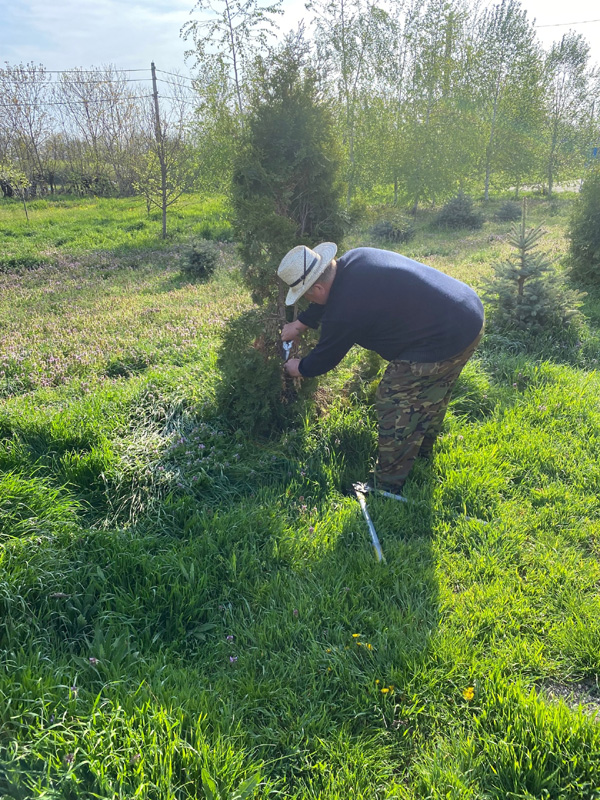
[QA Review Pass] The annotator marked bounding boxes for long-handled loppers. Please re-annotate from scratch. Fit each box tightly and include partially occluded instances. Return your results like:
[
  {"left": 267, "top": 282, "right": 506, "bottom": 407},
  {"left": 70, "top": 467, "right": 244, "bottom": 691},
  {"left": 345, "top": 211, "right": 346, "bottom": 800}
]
[{"left": 353, "top": 482, "right": 386, "bottom": 562}]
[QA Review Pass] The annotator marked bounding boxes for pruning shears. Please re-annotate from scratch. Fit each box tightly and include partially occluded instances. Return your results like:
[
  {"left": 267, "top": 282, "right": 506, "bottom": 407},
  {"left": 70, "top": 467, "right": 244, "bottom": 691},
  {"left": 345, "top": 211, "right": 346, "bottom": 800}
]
[
  {"left": 353, "top": 482, "right": 385, "bottom": 563},
  {"left": 282, "top": 341, "right": 293, "bottom": 362}
]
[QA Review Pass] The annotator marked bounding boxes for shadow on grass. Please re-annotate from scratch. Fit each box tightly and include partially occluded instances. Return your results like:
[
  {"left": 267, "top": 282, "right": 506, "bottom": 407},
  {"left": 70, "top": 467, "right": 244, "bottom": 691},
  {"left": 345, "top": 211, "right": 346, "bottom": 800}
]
[{"left": 0, "top": 385, "right": 441, "bottom": 797}]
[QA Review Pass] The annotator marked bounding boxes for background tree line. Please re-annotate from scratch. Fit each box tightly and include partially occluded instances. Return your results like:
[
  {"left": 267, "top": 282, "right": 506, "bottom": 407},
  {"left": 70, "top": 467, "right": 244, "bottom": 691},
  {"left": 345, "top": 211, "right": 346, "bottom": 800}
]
[
  {"left": 0, "top": 63, "right": 194, "bottom": 205},
  {"left": 1, "top": 0, "right": 599, "bottom": 209}
]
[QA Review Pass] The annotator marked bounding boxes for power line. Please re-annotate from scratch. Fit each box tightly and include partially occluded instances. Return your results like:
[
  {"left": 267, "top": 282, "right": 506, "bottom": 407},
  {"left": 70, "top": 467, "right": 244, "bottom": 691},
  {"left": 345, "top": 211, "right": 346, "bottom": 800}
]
[
  {"left": 57, "top": 78, "right": 153, "bottom": 84},
  {"left": 157, "top": 96, "right": 198, "bottom": 107},
  {"left": 6, "top": 77, "right": 154, "bottom": 85},
  {"left": 155, "top": 68, "right": 196, "bottom": 83},
  {"left": 0, "top": 95, "right": 155, "bottom": 109},
  {"left": 1, "top": 67, "right": 197, "bottom": 90},
  {"left": 156, "top": 77, "right": 196, "bottom": 89},
  {"left": 37, "top": 68, "right": 150, "bottom": 75},
  {"left": 536, "top": 18, "right": 600, "bottom": 28}
]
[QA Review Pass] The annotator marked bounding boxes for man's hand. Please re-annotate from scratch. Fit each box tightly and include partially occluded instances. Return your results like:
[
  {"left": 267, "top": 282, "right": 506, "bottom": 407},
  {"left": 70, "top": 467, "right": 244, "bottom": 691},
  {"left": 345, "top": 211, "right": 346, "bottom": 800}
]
[
  {"left": 281, "top": 320, "right": 308, "bottom": 342},
  {"left": 284, "top": 358, "right": 302, "bottom": 378}
]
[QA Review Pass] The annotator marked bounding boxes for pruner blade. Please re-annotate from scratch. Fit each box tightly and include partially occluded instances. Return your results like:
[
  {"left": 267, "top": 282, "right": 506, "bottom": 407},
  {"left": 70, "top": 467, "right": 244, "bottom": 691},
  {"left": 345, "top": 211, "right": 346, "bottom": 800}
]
[{"left": 282, "top": 341, "right": 293, "bottom": 362}]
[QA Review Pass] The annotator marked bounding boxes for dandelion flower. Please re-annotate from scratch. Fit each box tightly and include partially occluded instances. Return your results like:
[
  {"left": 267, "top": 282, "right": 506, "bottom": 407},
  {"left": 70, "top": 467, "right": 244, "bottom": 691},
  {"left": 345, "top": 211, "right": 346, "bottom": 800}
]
[
  {"left": 463, "top": 686, "right": 475, "bottom": 701},
  {"left": 381, "top": 687, "right": 390, "bottom": 694},
  {"left": 352, "top": 633, "right": 361, "bottom": 638}
]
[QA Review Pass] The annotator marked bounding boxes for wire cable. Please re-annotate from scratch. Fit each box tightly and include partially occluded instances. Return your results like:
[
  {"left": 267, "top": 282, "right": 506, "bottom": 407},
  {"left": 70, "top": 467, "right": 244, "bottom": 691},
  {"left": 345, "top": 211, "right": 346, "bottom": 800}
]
[
  {"left": 36, "top": 68, "right": 150, "bottom": 74},
  {"left": 156, "top": 77, "right": 196, "bottom": 89},
  {"left": 155, "top": 69, "right": 196, "bottom": 83},
  {"left": 536, "top": 18, "right": 600, "bottom": 28},
  {"left": 0, "top": 95, "right": 155, "bottom": 109}
]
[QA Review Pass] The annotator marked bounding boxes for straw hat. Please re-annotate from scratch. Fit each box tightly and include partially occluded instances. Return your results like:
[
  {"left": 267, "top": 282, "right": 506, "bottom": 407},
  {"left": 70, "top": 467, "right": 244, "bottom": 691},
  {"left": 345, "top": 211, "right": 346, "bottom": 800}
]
[{"left": 277, "top": 242, "right": 338, "bottom": 305}]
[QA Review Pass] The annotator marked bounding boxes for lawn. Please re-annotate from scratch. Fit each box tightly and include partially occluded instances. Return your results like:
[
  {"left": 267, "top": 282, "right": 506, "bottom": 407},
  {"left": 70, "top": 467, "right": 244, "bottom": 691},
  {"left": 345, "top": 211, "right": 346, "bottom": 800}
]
[{"left": 1, "top": 193, "right": 599, "bottom": 799}]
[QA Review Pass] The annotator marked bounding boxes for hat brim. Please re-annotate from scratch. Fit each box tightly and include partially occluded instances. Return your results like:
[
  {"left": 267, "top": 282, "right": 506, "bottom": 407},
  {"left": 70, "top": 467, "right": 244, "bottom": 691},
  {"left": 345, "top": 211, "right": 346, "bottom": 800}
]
[{"left": 284, "top": 242, "right": 338, "bottom": 306}]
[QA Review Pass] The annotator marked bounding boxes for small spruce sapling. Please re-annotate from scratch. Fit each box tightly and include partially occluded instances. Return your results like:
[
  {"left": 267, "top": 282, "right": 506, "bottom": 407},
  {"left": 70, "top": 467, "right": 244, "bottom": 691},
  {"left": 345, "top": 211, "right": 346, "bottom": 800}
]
[
  {"left": 483, "top": 202, "right": 584, "bottom": 335},
  {"left": 435, "top": 192, "right": 483, "bottom": 230}
]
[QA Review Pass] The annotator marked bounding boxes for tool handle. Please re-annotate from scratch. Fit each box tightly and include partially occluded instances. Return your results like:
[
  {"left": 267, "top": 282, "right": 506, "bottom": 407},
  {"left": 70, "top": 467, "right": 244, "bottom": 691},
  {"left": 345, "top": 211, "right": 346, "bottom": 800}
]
[{"left": 355, "top": 491, "right": 385, "bottom": 562}]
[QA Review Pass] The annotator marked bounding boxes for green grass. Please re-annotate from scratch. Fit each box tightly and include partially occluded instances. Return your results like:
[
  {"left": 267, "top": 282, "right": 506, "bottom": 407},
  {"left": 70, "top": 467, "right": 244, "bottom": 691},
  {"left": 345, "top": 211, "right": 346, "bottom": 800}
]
[
  {"left": 1, "top": 193, "right": 600, "bottom": 799},
  {"left": 0, "top": 193, "right": 233, "bottom": 273}
]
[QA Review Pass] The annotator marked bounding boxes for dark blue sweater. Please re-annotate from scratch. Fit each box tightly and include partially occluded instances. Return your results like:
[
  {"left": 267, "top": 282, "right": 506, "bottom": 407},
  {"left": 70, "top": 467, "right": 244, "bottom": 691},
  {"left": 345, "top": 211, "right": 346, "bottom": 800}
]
[{"left": 297, "top": 247, "right": 484, "bottom": 378}]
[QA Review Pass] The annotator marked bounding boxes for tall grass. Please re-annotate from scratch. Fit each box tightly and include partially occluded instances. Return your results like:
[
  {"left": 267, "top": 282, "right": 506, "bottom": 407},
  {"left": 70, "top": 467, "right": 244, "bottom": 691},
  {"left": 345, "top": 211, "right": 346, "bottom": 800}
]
[{"left": 1, "top": 194, "right": 600, "bottom": 799}]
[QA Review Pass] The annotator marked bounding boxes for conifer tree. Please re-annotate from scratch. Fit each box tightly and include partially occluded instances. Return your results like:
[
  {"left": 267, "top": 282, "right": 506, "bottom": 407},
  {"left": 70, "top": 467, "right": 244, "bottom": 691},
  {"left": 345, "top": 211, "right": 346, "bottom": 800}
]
[
  {"left": 232, "top": 31, "right": 345, "bottom": 317},
  {"left": 483, "top": 202, "right": 584, "bottom": 334},
  {"left": 569, "top": 166, "right": 600, "bottom": 284},
  {"left": 218, "top": 32, "right": 345, "bottom": 435}
]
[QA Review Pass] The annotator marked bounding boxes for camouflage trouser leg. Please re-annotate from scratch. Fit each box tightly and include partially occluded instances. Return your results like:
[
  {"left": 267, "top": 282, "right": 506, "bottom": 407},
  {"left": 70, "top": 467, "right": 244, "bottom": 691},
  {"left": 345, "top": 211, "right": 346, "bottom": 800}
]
[{"left": 375, "top": 328, "right": 483, "bottom": 490}]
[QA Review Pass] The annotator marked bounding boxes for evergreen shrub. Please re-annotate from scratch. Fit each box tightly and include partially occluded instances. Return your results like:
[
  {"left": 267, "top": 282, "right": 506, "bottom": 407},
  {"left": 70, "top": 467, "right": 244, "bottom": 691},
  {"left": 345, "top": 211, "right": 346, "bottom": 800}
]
[
  {"left": 218, "top": 34, "right": 345, "bottom": 431},
  {"left": 216, "top": 310, "right": 316, "bottom": 437},
  {"left": 496, "top": 201, "right": 522, "bottom": 222},
  {"left": 569, "top": 168, "right": 600, "bottom": 284},
  {"left": 435, "top": 192, "right": 483, "bottom": 229},
  {"left": 181, "top": 239, "right": 220, "bottom": 281},
  {"left": 369, "top": 213, "right": 415, "bottom": 243},
  {"left": 483, "top": 206, "right": 585, "bottom": 335},
  {"left": 232, "top": 35, "right": 345, "bottom": 309}
]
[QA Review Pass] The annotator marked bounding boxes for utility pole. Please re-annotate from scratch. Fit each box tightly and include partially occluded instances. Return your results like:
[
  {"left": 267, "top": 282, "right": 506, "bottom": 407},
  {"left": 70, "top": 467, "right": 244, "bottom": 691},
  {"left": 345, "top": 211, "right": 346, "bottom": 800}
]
[{"left": 151, "top": 62, "right": 168, "bottom": 238}]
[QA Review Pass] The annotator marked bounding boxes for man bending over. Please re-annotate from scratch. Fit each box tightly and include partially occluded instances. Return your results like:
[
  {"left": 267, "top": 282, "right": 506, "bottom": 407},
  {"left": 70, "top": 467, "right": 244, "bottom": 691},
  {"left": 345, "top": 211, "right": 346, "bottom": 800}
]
[{"left": 278, "top": 243, "right": 484, "bottom": 495}]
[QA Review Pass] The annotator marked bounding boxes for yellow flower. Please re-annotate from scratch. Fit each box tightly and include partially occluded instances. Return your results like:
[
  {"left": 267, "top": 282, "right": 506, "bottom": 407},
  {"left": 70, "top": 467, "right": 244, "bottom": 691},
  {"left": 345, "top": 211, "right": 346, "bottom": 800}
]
[
  {"left": 381, "top": 687, "right": 390, "bottom": 694},
  {"left": 356, "top": 641, "right": 363, "bottom": 646},
  {"left": 326, "top": 649, "right": 331, "bottom": 653},
  {"left": 463, "top": 686, "right": 475, "bottom": 701},
  {"left": 352, "top": 633, "right": 361, "bottom": 638},
  {"left": 365, "top": 643, "right": 373, "bottom": 650},
  {"left": 375, "top": 679, "right": 380, "bottom": 684}
]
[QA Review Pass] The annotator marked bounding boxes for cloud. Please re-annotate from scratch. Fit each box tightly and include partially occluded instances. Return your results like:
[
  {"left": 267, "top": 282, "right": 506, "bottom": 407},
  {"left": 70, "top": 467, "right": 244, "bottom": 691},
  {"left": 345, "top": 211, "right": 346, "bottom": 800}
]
[{"left": 2, "top": 0, "right": 192, "bottom": 71}]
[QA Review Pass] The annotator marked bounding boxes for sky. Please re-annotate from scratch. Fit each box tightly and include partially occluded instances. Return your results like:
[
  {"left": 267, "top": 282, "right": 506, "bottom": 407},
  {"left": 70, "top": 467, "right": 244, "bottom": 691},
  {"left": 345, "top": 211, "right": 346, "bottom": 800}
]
[{"left": 0, "top": 0, "right": 599, "bottom": 76}]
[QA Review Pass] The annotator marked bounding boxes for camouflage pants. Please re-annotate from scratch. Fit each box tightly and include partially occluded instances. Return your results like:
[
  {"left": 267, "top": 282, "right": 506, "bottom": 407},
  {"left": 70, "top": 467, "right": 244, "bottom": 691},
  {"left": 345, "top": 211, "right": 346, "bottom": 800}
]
[{"left": 375, "top": 327, "right": 484, "bottom": 491}]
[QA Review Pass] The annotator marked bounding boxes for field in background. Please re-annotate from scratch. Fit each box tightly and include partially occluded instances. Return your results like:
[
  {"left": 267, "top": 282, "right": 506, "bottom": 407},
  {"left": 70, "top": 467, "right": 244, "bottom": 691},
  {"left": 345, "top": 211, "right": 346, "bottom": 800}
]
[{"left": 1, "top": 193, "right": 600, "bottom": 799}]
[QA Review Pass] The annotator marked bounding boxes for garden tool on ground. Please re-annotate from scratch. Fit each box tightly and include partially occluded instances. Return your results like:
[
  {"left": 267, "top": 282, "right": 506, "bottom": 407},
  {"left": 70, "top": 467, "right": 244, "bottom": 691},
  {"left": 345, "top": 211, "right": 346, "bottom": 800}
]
[
  {"left": 353, "top": 482, "right": 385, "bottom": 563},
  {"left": 356, "top": 482, "right": 408, "bottom": 504},
  {"left": 356, "top": 481, "right": 488, "bottom": 526}
]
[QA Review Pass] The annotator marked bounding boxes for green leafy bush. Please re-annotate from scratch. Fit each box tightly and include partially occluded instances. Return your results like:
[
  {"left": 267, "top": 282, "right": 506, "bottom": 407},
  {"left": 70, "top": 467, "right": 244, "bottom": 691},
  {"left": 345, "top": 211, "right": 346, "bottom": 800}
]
[
  {"left": 569, "top": 167, "right": 600, "bottom": 283},
  {"left": 435, "top": 192, "right": 483, "bottom": 230},
  {"left": 181, "top": 239, "right": 220, "bottom": 281},
  {"left": 496, "top": 201, "right": 522, "bottom": 222}
]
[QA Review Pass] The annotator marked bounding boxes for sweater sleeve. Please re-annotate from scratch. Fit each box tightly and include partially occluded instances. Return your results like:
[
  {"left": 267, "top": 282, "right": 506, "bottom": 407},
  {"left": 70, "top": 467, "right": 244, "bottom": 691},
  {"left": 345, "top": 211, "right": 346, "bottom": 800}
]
[
  {"left": 298, "top": 318, "right": 356, "bottom": 377},
  {"left": 297, "top": 303, "right": 326, "bottom": 329}
]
